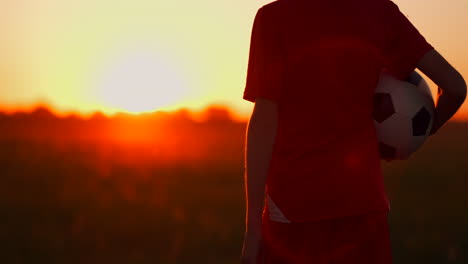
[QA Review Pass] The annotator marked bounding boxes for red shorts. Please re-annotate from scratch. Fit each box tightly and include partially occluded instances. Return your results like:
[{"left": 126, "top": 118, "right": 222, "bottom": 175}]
[{"left": 259, "top": 212, "right": 392, "bottom": 264}]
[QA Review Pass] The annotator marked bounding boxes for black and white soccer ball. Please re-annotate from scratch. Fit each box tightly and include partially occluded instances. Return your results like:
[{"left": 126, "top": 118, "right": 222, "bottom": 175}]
[{"left": 373, "top": 70, "right": 435, "bottom": 160}]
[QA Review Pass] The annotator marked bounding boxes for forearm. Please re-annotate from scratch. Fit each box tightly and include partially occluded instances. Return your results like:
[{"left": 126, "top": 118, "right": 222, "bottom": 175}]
[
  {"left": 431, "top": 86, "right": 467, "bottom": 134},
  {"left": 244, "top": 107, "right": 278, "bottom": 233}
]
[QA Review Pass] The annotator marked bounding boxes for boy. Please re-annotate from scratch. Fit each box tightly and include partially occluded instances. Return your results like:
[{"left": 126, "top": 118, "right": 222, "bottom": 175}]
[{"left": 241, "top": 0, "right": 466, "bottom": 263}]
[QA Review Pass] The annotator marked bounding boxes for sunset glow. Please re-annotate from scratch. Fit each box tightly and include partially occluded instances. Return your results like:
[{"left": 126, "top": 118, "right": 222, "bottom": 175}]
[
  {"left": 93, "top": 47, "right": 189, "bottom": 114},
  {"left": 0, "top": 0, "right": 467, "bottom": 120}
]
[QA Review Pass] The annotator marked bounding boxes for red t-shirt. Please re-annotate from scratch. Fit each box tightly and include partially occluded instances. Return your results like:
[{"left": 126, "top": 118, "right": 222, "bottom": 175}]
[{"left": 243, "top": 0, "right": 434, "bottom": 223}]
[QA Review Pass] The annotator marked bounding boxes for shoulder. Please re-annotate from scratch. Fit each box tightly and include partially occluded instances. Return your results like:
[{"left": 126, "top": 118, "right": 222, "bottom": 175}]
[
  {"left": 255, "top": 0, "right": 288, "bottom": 25},
  {"left": 377, "top": 0, "right": 402, "bottom": 13},
  {"left": 355, "top": 0, "right": 399, "bottom": 12},
  {"left": 261, "top": 0, "right": 288, "bottom": 10},
  {"left": 258, "top": 0, "right": 288, "bottom": 15}
]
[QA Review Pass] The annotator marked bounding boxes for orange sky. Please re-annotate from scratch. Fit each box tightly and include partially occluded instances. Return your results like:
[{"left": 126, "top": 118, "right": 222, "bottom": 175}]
[{"left": 0, "top": 0, "right": 467, "bottom": 120}]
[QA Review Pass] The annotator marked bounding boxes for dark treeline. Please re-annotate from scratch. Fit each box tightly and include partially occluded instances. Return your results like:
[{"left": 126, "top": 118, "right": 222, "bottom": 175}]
[{"left": 0, "top": 106, "right": 466, "bottom": 263}]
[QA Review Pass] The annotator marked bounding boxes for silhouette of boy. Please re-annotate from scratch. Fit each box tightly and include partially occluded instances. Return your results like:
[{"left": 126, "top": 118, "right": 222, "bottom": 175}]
[{"left": 241, "top": 0, "right": 466, "bottom": 263}]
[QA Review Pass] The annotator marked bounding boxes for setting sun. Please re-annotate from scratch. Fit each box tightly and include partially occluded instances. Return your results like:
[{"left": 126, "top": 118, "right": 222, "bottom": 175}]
[
  {"left": 93, "top": 47, "right": 189, "bottom": 114},
  {"left": 0, "top": 0, "right": 467, "bottom": 120}
]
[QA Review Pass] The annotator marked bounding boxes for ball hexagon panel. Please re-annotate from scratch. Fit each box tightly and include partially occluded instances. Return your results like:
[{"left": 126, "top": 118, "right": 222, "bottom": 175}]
[
  {"left": 373, "top": 93, "right": 395, "bottom": 123},
  {"left": 389, "top": 82, "right": 426, "bottom": 118},
  {"left": 374, "top": 112, "right": 413, "bottom": 159},
  {"left": 375, "top": 71, "right": 401, "bottom": 93}
]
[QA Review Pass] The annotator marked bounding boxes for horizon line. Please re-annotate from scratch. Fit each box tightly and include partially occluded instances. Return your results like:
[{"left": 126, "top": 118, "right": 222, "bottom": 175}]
[
  {"left": 0, "top": 103, "right": 251, "bottom": 122},
  {"left": 1, "top": 102, "right": 467, "bottom": 123}
]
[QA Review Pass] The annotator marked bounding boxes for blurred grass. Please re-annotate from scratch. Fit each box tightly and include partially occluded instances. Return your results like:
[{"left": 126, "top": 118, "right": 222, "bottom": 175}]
[
  {"left": 382, "top": 121, "right": 468, "bottom": 263},
  {"left": 0, "top": 118, "right": 466, "bottom": 263}
]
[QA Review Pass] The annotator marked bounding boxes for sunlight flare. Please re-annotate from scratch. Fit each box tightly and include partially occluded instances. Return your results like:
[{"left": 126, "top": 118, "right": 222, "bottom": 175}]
[{"left": 95, "top": 48, "right": 189, "bottom": 113}]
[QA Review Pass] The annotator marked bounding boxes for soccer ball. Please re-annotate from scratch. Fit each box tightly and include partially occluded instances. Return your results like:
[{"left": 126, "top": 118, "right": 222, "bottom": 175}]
[{"left": 373, "top": 70, "right": 435, "bottom": 160}]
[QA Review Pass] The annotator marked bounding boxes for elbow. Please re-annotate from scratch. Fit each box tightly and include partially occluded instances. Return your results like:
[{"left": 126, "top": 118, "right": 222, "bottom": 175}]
[
  {"left": 454, "top": 75, "right": 467, "bottom": 104},
  {"left": 444, "top": 73, "right": 467, "bottom": 103},
  {"left": 460, "top": 76, "right": 467, "bottom": 103}
]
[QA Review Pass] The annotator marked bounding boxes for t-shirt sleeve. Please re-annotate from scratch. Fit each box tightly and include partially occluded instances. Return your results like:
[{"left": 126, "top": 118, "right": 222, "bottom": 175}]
[
  {"left": 382, "top": 0, "right": 434, "bottom": 80},
  {"left": 243, "top": 7, "right": 285, "bottom": 103}
]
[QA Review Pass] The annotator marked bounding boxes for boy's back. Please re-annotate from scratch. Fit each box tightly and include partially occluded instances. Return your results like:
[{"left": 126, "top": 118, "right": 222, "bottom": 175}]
[{"left": 243, "top": 0, "right": 434, "bottom": 223}]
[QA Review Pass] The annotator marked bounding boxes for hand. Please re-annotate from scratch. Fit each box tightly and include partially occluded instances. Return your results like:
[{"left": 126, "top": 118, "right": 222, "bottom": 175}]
[{"left": 241, "top": 230, "right": 264, "bottom": 264}]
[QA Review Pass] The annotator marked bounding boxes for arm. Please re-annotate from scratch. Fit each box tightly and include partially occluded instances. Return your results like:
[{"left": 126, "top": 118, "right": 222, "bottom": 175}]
[
  {"left": 416, "top": 49, "right": 467, "bottom": 134},
  {"left": 244, "top": 98, "right": 278, "bottom": 234}
]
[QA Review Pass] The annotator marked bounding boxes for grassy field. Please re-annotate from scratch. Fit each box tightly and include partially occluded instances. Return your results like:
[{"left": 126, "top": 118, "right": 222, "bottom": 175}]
[{"left": 0, "top": 109, "right": 466, "bottom": 263}]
